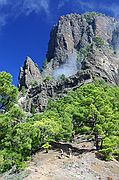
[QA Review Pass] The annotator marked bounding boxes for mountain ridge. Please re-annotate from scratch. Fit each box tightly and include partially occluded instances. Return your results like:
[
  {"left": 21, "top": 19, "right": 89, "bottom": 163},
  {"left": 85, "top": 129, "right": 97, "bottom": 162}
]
[{"left": 18, "top": 12, "right": 119, "bottom": 113}]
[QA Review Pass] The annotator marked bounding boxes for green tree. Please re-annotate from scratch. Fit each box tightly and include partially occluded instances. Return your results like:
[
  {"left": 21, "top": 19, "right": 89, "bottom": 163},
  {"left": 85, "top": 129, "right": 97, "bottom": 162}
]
[
  {"left": 73, "top": 82, "right": 119, "bottom": 153},
  {"left": 0, "top": 72, "right": 18, "bottom": 112},
  {"left": 1, "top": 76, "right": 119, "bottom": 173}
]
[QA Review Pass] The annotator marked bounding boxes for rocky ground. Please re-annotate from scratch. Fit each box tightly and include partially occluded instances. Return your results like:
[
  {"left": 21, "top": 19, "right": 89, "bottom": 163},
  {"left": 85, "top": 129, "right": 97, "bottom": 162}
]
[{"left": 1, "top": 140, "right": 119, "bottom": 180}]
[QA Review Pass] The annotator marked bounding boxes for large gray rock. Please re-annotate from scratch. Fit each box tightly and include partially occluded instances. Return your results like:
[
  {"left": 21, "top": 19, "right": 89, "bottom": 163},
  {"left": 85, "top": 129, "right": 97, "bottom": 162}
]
[
  {"left": 18, "top": 12, "right": 119, "bottom": 112},
  {"left": 44, "top": 13, "right": 118, "bottom": 76},
  {"left": 24, "top": 70, "right": 92, "bottom": 112},
  {"left": 18, "top": 56, "right": 42, "bottom": 90}
]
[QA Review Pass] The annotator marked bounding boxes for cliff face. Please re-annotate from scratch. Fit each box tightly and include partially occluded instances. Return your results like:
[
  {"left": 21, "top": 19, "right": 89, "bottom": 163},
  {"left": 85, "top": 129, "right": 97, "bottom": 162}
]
[
  {"left": 18, "top": 56, "right": 42, "bottom": 90},
  {"left": 44, "top": 13, "right": 119, "bottom": 77},
  {"left": 18, "top": 12, "right": 119, "bottom": 113}
]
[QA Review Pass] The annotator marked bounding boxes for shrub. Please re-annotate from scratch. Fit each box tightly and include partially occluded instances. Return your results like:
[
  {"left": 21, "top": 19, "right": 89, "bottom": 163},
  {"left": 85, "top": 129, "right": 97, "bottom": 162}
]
[
  {"left": 77, "top": 52, "right": 81, "bottom": 62},
  {"left": 81, "top": 45, "right": 91, "bottom": 57},
  {"left": 29, "top": 80, "right": 38, "bottom": 87},
  {"left": 93, "top": 36, "right": 104, "bottom": 48},
  {"left": 42, "top": 142, "right": 51, "bottom": 153},
  {"left": 42, "top": 59, "right": 48, "bottom": 69},
  {"left": 43, "top": 76, "right": 52, "bottom": 82},
  {"left": 60, "top": 74, "right": 66, "bottom": 81},
  {"left": 21, "top": 86, "right": 26, "bottom": 96},
  {"left": 84, "top": 12, "right": 97, "bottom": 21},
  {"left": 99, "top": 148, "right": 113, "bottom": 160}
]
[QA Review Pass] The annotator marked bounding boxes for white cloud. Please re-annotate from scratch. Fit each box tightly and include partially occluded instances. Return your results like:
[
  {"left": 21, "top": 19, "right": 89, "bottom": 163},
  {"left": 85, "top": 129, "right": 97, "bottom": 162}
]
[
  {"left": 0, "top": 0, "right": 8, "bottom": 6},
  {"left": 0, "top": 0, "right": 119, "bottom": 31},
  {"left": 58, "top": 0, "right": 119, "bottom": 20},
  {"left": 40, "top": 0, "right": 49, "bottom": 14},
  {"left": 57, "top": 0, "right": 95, "bottom": 11},
  {"left": 0, "top": 0, "right": 50, "bottom": 30},
  {"left": 0, "top": 15, "right": 6, "bottom": 28},
  {"left": 58, "top": 0, "right": 69, "bottom": 9},
  {"left": 22, "top": 0, "right": 49, "bottom": 15},
  {"left": 78, "top": 1, "right": 119, "bottom": 18},
  {"left": 107, "top": 5, "right": 119, "bottom": 18}
]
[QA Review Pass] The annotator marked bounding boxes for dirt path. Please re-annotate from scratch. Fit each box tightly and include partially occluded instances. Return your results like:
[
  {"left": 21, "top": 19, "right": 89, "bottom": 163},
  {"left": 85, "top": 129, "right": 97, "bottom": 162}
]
[{"left": 23, "top": 142, "right": 119, "bottom": 180}]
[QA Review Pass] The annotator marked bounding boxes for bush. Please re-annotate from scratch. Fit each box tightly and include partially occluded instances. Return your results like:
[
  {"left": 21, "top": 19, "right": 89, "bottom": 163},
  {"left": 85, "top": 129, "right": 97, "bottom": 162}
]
[
  {"left": 112, "top": 149, "right": 119, "bottom": 160},
  {"left": 43, "top": 76, "right": 52, "bottom": 82},
  {"left": 42, "top": 142, "right": 51, "bottom": 153},
  {"left": 93, "top": 36, "right": 105, "bottom": 48},
  {"left": 99, "top": 148, "right": 113, "bottom": 160},
  {"left": 21, "top": 86, "right": 26, "bottom": 96},
  {"left": 77, "top": 52, "right": 81, "bottom": 62},
  {"left": 31, "top": 105, "right": 36, "bottom": 114},
  {"left": 81, "top": 45, "right": 91, "bottom": 57},
  {"left": 29, "top": 80, "right": 38, "bottom": 87},
  {"left": 60, "top": 74, "right": 66, "bottom": 81},
  {"left": 84, "top": 12, "right": 97, "bottom": 21},
  {"left": 113, "top": 149, "right": 119, "bottom": 156}
]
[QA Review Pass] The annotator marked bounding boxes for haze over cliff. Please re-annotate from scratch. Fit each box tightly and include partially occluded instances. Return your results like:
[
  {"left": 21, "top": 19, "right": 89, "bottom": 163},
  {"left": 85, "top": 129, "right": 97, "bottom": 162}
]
[{"left": 18, "top": 12, "right": 119, "bottom": 113}]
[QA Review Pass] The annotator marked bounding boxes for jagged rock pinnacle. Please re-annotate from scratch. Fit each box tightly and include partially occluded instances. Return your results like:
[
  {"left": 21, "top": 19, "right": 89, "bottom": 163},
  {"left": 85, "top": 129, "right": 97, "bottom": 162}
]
[{"left": 18, "top": 56, "right": 42, "bottom": 90}]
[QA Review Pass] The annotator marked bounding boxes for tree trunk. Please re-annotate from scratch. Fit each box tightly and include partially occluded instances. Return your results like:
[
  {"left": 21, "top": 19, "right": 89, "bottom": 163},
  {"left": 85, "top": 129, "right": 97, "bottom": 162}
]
[
  {"left": 46, "top": 149, "right": 48, "bottom": 153},
  {"left": 100, "top": 139, "right": 103, "bottom": 150},
  {"left": 95, "top": 134, "right": 99, "bottom": 150}
]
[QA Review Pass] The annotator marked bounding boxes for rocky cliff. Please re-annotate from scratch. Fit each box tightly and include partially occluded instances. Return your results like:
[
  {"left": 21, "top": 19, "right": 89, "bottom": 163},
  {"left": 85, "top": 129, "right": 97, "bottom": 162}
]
[
  {"left": 18, "top": 56, "right": 42, "bottom": 90},
  {"left": 18, "top": 12, "right": 119, "bottom": 113}
]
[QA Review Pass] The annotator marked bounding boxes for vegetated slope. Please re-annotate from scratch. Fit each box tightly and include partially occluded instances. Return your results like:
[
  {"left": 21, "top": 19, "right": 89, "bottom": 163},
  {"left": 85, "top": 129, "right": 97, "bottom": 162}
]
[{"left": 0, "top": 74, "right": 119, "bottom": 174}]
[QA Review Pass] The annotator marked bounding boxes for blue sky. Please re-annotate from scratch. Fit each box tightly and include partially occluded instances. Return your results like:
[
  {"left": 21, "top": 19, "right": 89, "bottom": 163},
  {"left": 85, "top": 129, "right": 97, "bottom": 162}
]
[{"left": 0, "top": 0, "right": 119, "bottom": 85}]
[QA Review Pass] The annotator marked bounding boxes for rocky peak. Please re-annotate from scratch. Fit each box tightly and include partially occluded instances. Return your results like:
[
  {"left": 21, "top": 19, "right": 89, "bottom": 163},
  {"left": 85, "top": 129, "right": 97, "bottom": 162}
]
[
  {"left": 43, "top": 13, "right": 119, "bottom": 77},
  {"left": 18, "top": 56, "right": 42, "bottom": 90},
  {"left": 18, "top": 12, "right": 119, "bottom": 113}
]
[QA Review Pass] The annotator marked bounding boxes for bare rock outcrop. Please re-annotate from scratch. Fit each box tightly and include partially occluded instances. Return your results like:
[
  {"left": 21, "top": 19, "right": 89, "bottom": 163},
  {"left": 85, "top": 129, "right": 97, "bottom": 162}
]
[
  {"left": 18, "top": 12, "right": 119, "bottom": 112},
  {"left": 44, "top": 13, "right": 119, "bottom": 76},
  {"left": 18, "top": 56, "right": 42, "bottom": 90}
]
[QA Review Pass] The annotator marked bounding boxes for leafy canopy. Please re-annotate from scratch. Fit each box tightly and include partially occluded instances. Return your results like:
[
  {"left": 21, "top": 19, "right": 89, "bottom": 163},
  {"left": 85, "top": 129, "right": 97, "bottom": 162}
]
[
  {"left": 0, "top": 72, "right": 119, "bottom": 173},
  {"left": 0, "top": 72, "right": 18, "bottom": 111}
]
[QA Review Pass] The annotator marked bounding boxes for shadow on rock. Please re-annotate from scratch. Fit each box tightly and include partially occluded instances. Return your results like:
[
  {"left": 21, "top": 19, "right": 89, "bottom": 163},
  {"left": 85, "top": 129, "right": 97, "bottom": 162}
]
[{"left": 51, "top": 141, "right": 95, "bottom": 157}]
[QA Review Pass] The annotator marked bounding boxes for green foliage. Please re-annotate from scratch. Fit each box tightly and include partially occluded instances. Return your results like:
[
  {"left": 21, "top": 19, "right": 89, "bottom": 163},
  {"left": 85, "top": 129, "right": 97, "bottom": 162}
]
[
  {"left": 113, "top": 149, "right": 119, "bottom": 156},
  {"left": 8, "top": 105, "right": 26, "bottom": 122},
  {"left": 93, "top": 36, "right": 105, "bottom": 48},
  {"left": 84, "top": 12, "right": 97, "bottom": 21},
  {"left": 31, "top": 104, "right": 37, "bottom": 114},
  {"left": 21, "top": 86, "right": 26, "bottom": 96},
  {"left": 113, "top": 149, "right": 119, "bottom": 160},
  {"left": 1, "top": 71, "right": 119, "bottom": 173},
  {"left": 77, "top": 52, "right": 81, "bottom": 62},
  {"left": 99, "top": 148, "right": 113, "bottom": 160},
  {"left": 29, "top": 80, "right": 38, "bottom": 87},
  {"left": 81, "top": 44, "right": 92, "bottom": 58},
  {"left": 42, "top": 142, "right": 51, "bottom": 153},
  {"left": 43, "top": 76, "right": 52, "bottom": 82},
  {"left": 42, "top": 59, "right": 48, "bottom": 69},
  {"left": 0, "top": 72, "right": 18, "bottom": 111},
  {"left": 60, "top": 74, "right": 66, "bottom": 81},
  {"left": 46, "top": 80, "right": 119, "bottom": 158}
]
